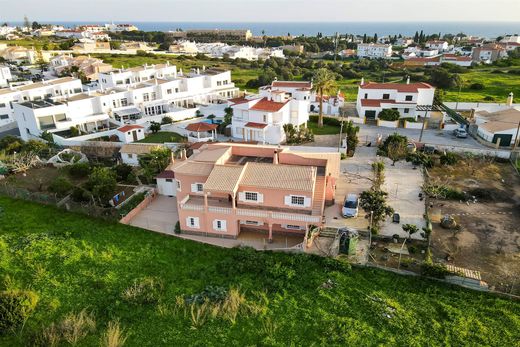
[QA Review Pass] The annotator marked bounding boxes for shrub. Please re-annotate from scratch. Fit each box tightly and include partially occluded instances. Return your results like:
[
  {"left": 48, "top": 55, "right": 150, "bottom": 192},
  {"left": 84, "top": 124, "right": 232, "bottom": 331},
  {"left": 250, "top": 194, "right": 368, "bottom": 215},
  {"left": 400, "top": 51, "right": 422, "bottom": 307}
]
[
  {"left": 149, "top": 122, "right": 161, "bottom": 133},
  {"left": 378, "top": 109, "right": 400, "bottom": 121},
  {"left": 119, "top": 192, "right": 146, "bottom": 216},
  {"left": 0, "top": 289, "right": 39, "bottom": 334},
  {"left": 88, "top": 167, "right": 117, "bottom": 203},
  {"left": 59, "top": 309, "right": 96, "bottom": 345},
  {"left": 122, "top": 277, "right": 163, "bottom": 305},
  {"left": 421, "top": 262, "right": 451, "bottom": 279},
  {"left": 71, "top": 187, "right": 93, "bottom": 203},
  {"left": 100, "top": 320, "right": 127, "bottom": 347},
  {"left": 407, "top": 152, "right": 434, "bottom": 168},
  {"left": 469, "top": 82, "right": 484, "bottom": 90},
  {"left": 423, "top": 184, "right": 466, "bottom": 200},
  {"left": 161, "top": 116, "right": 173, "bottom": 125},
  {"left": 113, "top": 164, "right": 133, "bottom": 182},
  {"left": 48, "top": 176, "right": 74, "bottom": 196},
  {"left": 186, "top": 286, "right": 228, "bottom": 305},
  {"left": 174, "top": 221, "right": 181, "bottom": 234},
  {"left": 440, "top": 152, "right": 458, "bottom": 165}
]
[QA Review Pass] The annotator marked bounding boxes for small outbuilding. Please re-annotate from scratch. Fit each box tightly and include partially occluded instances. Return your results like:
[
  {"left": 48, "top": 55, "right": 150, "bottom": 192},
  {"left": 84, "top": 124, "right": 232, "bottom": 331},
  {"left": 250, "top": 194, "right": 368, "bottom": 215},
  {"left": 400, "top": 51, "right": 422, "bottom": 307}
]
[{"left": 116, "top": 124, "right": 145, "bottom": 143}]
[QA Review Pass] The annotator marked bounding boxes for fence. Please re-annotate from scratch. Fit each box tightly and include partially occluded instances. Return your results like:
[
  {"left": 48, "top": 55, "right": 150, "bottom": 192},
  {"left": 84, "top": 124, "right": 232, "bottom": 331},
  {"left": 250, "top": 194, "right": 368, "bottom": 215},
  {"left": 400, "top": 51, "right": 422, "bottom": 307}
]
[
  {"left": 444, "top": 102, "right": 520, "bottom": 112},
  {"left": 0, "top": 184, "right": 118, "bottom": 220}
]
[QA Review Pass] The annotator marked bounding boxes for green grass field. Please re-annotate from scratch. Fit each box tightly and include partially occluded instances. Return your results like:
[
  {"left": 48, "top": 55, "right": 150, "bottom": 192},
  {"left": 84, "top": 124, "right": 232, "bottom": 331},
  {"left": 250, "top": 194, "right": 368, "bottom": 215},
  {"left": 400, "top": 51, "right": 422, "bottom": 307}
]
[
  {"left": 307, "top": 119, "right": 341, "bottom": 135},
  {"left": 137, "top": 131, "right": 186, "bottom": 143},
  {"left": 0, "top": 196, "right": 519, "bottom": 346}
]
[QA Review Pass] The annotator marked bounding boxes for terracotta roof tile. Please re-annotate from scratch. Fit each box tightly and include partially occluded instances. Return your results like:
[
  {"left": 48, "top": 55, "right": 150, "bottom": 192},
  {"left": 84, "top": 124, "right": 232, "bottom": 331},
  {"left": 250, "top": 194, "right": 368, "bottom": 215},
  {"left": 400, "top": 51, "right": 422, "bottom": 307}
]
[
  {"left": 244, "top": 122, "right": 268, "bottom": 129},
  {"left": 204, "top": 165, "right": 244, "bottom": 192},
  {"left": 272, "top": 81, "right": 312, "bottom": 88},
  {"left": 360, "top": 82, "right": 434, "bottom": 93},
  {"left": 185, "top": 122, "right": 218, "bottom": 132},
  {"left": 117, "top": 124, "right": 144, "bottom": 132},
  {"left": 250, "top": 97, "right": 289, "bottom": 112},
  {"left": 240, "top": 162, "right": 315, "bottom": 192}
]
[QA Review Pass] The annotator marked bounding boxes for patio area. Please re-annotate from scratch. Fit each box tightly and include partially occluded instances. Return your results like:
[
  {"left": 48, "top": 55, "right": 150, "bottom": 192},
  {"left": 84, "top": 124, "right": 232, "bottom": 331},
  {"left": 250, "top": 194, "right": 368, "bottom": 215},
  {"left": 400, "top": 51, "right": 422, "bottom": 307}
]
[{"left": 128, "top": 195, "right": 179, "bottom": 234}]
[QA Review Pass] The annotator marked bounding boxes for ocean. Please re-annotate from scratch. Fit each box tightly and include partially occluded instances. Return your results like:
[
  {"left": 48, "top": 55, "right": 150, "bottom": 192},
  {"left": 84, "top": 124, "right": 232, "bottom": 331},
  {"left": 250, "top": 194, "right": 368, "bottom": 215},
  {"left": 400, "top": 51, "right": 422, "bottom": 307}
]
[{"left": 8, "top": 21, "right": 520, "bottom": 38}]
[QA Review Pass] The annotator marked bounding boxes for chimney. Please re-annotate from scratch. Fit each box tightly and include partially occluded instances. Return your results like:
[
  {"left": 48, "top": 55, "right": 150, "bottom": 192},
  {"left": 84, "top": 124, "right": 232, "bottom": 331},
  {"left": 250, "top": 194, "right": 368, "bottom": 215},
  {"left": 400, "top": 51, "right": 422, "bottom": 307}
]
[
  {"left": 406, "top": 76, "right": 410, "bottom": 84},
  {"left": 180, "top": 148, "right": 187, "bottom": 160},
  {"left": 170, "top": 151, "right": 175, "bottom": 164},
  {"left": 273, "top": 150, "right": 279, "bottom": 164},
  {"left": 361, "top": 77, "right": 365, "bottom": 85},
  {"left": 507, "top": 92, "right": 514, "bottom": 106}
]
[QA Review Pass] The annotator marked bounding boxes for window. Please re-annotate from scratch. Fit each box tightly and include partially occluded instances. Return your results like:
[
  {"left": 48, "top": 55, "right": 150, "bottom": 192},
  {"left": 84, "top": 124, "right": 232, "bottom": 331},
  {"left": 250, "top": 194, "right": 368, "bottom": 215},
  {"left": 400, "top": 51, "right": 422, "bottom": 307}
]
[
  {"left": 166, "top": 179, "right": 173, "bottom": 183},
  {"left": 405, "top": 95, "right": 413, "bottom": 101},
  {"left": 245, "top": 192, "right": 258, "bottom": 201},
  {"left": 213, "top": 219, "right": 227, "bottom": 231},
  {"left": 121, "top": 98, "right": 128, "bottom": 107},
  {"left": 0, "top": 103, "right": 6, "bottom": 108},
  {"left": 285, "top": 225, "right": 303, "bottom": 230},
  {"left": 291, "top": 196, "right": 305, "bottom": 206},
  {"left": 404, "top": 108, "right": 410, "bottom": 114},
  {"left": 196, "top": 183, "right": 203, "bottom": 192},
  {"left": 364, "top": 93, "right": 368, "bottom": 99},
  {"left": 186, "top": 217, "right": 200, "bottom": 229},
  {"left": 263, "top": 115, "right": 267, "bottom": 123},
  {"left": 127, "top": 154, "right": 133, "bottom": 159},
  {"left": 167, "top": 89, "right": 172, "bottom": 94},
  {"left": 151, "top": 92, "right": 157, "bottom": 100},
  {"left": 243, "top": 220, "right": 261, "bottom": 225},
  {"left": 191, "top": 183, "right": 203, "bottom": 193},
  {"left": 176, "top": 180, "right": 181, "bottom": 190},
  {"left": 143, "top": 93, "right": 150, "bottom": 102},
  {"left": 382, "top": 94, "right": 390, "bottom": 100},
  {"left": 54, "top": 113, "right": 67, "bottom": 122},
  {"left": 0, "top": 114, "right": 8, "bottom": 120}
]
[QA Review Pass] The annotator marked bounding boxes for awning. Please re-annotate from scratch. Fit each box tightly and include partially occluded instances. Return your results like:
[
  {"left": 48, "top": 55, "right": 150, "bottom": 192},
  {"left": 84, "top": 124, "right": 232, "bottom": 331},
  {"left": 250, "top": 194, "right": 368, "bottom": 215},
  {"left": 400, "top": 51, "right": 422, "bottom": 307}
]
[
  {"left": 245, "top": 122, "right": 268, "bottom": 129},
  {"left": 114, "top": 107, "right": 141, "bottom": 116}
]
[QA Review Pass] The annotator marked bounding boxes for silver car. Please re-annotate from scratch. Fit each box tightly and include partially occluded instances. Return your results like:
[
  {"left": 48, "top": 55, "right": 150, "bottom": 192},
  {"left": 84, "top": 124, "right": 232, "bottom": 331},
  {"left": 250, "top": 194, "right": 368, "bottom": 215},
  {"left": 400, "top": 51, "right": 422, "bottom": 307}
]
[{"left": 453, "top": 128, "right": 468, "bottom": 138}]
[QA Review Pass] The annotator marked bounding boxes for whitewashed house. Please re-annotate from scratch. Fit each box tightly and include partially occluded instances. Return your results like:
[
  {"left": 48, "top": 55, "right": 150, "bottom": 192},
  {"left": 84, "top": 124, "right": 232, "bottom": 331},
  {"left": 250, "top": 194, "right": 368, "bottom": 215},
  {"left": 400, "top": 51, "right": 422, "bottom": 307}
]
[
  {"left": 0, "top": 65, "right": 12, "bottom": 88},
  {"left": 474, "top": 99, "right": 520, "bottom": 146},
  {"left": 120, "top": 143, "right": 163, "bottom": 166},
  {"left": 230, "top": 83, "right": 309, "bottom": 144},
  {"left": 426, "top": 40, "right": 450, "bottom": 52},
  {"left": 356, "top": 43, "right": 392, "bottom": 59},
  {"left": 116, "top": 124, "right": 145, "bottom": 143},
  {"left": 0, "top": 77, "right": 83, "bottom": 127},
  {"left": 356, "top": 79, "right": 435, "bottom": 120}
]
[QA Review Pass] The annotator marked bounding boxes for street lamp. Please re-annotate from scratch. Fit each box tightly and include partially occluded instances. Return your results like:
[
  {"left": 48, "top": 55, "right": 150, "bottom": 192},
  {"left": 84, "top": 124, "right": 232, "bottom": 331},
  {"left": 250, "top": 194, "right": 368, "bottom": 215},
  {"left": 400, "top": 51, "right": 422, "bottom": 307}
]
[{"left": 369, "top": 210, "right": 374, "bottom": 231}]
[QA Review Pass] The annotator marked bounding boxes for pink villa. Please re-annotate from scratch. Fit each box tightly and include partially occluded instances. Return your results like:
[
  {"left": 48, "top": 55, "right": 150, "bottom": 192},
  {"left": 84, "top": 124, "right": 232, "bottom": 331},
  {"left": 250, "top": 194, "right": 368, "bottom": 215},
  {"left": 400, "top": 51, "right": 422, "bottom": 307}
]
[{"left": 157, "top": 143, "right": 340, "bottom": 242}]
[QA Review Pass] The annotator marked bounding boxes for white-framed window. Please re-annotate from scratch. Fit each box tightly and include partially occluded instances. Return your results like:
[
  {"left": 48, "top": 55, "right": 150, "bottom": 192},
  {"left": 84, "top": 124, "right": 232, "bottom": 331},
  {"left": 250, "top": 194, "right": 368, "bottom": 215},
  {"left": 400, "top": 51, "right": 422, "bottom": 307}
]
[
  {"left": 191, "top": 183, "right": 204, "bottom": 193},
  {"left": 245, "top": 192, "right": 258, "bottom": 201},
  {"left": 404, "top": 108, "right": 410, "bottom": 114},
  {"left": 284, "top": 224, "right": 304, "bottom": 230},
  {"left": 213, "top": 219, "right": 227, "bottom": 232},
  {"left": 291, "top": 196, "right": 305, "bottom": 206},
  {"left": 241, "top": 220, "right": 262, "bottom": 226},
  {"left": 127, "top": 153, "right": 133, "bottom": 159},
  {"left": 285, "top": 195, "right": 310, "bottom": 207},
  {"left": 186, "top": 216, "right": 200, "bottom": 229},
  {"left": 166, "top": 179, "right": 173, "bottom": 183}
]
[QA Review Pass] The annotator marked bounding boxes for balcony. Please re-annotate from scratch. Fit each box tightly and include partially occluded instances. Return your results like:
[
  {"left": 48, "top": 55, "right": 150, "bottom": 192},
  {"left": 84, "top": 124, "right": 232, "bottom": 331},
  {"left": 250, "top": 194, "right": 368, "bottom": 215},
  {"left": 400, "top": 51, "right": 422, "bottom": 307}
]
[{"left": 178, "top": 195, "right": 321, "bottom": 223}]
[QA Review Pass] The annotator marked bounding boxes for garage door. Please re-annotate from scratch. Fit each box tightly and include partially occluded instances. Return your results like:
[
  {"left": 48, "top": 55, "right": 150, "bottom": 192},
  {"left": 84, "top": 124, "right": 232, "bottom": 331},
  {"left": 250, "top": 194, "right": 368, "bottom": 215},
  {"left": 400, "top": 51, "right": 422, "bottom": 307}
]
[
  {"left": 365, "top": 110, "right": 376, "bottom": 119},
  {"left": 492, "top": 134, "right": 512, "bottom": 147}
]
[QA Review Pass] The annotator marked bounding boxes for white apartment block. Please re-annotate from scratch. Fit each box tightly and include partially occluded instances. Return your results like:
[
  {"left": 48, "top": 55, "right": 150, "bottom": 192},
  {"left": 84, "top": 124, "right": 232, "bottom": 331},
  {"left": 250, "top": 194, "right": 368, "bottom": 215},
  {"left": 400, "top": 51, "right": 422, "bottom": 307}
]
[
  {"left": 230, "top": 81, "right": 310, "bottom": 144},
  {"left": 0, "top": 77, "right": 83, "bottom": 127},
  {"left": 13, "top": 64, "right": 239, "bottom": 143},
  {"left": 356, "top": 43, "right": 392, "bottom": 59},
  {"left": 0, "top": 65, "right": 12, "bottom": 88},
  {"left": 356, "top": 79, "right": 435, "bottom": 120}
]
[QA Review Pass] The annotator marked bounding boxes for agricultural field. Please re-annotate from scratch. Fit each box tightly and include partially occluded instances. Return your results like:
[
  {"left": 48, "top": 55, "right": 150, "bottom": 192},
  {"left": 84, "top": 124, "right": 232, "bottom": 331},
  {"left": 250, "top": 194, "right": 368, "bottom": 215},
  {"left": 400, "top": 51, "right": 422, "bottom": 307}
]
[
  {"left": 427, "top": 155, "right": 520, "bottom": 294},
  {"left": 0, "top": 196, "right": 519, "bottom": 346}
]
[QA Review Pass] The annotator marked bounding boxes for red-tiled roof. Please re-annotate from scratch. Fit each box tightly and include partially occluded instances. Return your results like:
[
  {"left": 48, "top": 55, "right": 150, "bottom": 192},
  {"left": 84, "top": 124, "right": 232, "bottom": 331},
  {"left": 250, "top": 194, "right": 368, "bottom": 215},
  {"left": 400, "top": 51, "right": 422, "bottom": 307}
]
[
  {"left": 360, "top": 99, "right": 416, "bottom": 107},
  {"left": 244, "top": 122, "right": 268, "bottom": 129},
  {"left": 185, "top": 122, "right": 218, "bottom": 132},
  {"left": 272, "top": 81, "right": 312, "bottom": 88},
  {"left": 250, "top": 97, "right": 289, "bottom": 112},
  {"left": 228, "top": 96, "right": 250, "bottom": 105},
  {"left": 117, "top": 124, "right": 144, "bottom": 132},
  {"left": 360, "top": 82, "right": 434, "bottom": 92},
  {"left": 156, "top": 170, "right": 175, "bottom": 179}
]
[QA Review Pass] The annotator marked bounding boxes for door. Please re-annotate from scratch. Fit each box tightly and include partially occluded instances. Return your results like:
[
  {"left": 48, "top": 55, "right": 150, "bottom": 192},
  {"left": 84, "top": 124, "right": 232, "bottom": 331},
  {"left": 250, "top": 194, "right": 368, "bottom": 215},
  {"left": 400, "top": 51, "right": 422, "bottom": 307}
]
[
  {"left": 158, "top": 179, "right": 176, "bottom": 197},
  {"left": 365, "top": 110, "right": 376, "bottom": 119},
  {"left": 492, "top": 134, "right": 512, "bottom": 147},
  {"left": 132, "top": 130, "right": 138, "bottom": 142}
]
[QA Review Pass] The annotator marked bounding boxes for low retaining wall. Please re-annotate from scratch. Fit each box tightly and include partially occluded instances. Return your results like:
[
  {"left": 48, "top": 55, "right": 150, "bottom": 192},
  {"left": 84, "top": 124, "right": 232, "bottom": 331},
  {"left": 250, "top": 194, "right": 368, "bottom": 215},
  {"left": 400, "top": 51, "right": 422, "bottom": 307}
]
[
  {"left": 119, "top": 189, "right": 157, "bottom": 224},
  {"left": 377, "top": 120, "right": 399, "bottom": 128},
  {"left": 427, "top": 143, "right": 511, "bottom": 159},
  {"left": 445, "top": 102, "right": 520, "bottom": 111},
  {"left": 404, "top": 121, "right": 424, "bottom": 129},
  {"left": 442, "top": 123, "right": 460, "bottom": 131},
  {"left": 346, "top": 117, "right": 365, "bottom": 124}
]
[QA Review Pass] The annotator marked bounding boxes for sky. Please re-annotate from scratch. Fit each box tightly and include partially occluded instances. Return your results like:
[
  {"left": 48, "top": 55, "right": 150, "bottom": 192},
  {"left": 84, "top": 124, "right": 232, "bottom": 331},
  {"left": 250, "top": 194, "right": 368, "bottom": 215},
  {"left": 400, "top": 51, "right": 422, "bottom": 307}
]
[{"left": 1, "top": 0, "right": 520, "bottom": 22}]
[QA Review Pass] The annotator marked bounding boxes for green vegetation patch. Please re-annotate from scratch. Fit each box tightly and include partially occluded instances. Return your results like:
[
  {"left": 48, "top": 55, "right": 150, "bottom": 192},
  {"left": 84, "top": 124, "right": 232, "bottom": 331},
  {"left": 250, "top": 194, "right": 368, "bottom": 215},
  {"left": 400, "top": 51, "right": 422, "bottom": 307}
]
[
  {"left": 0, "top": 197, "right": 519, "bottom": 345},
  {"left": 137, "top": 131, "right": 186, "bottom": 143}
]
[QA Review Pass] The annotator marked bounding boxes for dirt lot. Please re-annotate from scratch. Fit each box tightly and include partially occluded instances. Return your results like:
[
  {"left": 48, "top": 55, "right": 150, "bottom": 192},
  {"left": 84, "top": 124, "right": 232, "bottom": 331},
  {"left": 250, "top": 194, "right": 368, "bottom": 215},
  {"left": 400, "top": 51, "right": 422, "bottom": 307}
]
[{"left": 427, "top": 156, "right": 520, "bottom": 294}]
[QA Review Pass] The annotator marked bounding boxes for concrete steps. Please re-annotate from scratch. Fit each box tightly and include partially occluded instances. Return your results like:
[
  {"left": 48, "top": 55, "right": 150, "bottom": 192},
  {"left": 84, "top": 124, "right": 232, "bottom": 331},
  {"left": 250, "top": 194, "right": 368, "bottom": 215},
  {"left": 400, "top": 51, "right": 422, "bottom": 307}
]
[{"left": 312, "top": 176, "right": 326, "bottom": 216}]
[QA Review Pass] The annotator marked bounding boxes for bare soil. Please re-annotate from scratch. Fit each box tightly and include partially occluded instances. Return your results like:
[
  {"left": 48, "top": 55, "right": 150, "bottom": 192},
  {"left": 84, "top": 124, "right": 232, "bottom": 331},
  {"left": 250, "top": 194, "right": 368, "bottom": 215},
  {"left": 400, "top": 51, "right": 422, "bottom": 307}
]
[{"left": 428, "top": 157, "right": 520, "bottom": 294}]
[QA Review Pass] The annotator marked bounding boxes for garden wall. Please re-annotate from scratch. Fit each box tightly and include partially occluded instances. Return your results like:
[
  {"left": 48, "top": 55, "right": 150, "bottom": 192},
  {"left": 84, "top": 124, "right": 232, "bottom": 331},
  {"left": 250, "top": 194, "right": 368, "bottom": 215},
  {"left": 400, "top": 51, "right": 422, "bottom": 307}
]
[
  {"left": 377, "top": 120, "right": 399, "bottom": 128},
  {"left": 119, "top": 189, "right": 158, "bottom": 224},
  {"left": 346, "top": 117, "right": 365, "bottom": 124},
  {"left": 444, "top": 102, "right": 520, "bottom": 111},
  {"left": 404, "top": 121, "right": 424, "bottom": 129}
]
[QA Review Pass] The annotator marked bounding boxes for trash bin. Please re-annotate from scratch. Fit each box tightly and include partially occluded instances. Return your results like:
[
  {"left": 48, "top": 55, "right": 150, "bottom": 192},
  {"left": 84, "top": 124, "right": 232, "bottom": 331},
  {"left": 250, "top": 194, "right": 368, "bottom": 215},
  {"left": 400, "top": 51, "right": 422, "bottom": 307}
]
[{"left": 339, "top": 228, "right": 359, "bottom": 255}]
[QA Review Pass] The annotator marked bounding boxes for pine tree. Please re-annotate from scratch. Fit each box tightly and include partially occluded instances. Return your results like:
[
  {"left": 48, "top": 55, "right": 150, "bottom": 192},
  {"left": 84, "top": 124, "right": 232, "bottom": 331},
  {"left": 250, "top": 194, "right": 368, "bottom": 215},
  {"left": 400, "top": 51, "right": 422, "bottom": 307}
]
[
  {"left": 363, "top": 33, "right": 367, "bottom": 43},
  {"left": 374, "top": 33, "right": 378, "bottom": 43},
  {"left": 414, "top": 31, "right": 419, "bottom": 43}
]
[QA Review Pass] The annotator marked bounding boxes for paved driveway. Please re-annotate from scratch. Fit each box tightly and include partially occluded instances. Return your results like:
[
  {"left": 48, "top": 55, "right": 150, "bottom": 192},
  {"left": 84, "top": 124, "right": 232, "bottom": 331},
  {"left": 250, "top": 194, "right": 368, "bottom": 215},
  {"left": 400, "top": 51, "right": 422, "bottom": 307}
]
[{"left": 128, "top": 195, "right": 179, "bottom": 234}]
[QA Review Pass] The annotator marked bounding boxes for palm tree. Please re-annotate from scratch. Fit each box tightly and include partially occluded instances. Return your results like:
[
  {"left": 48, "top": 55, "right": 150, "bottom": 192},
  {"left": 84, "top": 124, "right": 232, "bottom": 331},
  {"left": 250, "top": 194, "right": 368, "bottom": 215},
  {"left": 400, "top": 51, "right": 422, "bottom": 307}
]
[{"left": 312, "top": 68, "right": 337, "bottom": 128}]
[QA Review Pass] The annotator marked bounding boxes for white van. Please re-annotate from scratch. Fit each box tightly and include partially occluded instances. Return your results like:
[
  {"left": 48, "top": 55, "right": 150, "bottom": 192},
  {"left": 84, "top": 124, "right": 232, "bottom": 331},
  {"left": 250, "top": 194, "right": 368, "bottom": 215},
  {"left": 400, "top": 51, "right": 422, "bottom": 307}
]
[{"left": 342, "top": 194, "right": 359, "bottom": 218}]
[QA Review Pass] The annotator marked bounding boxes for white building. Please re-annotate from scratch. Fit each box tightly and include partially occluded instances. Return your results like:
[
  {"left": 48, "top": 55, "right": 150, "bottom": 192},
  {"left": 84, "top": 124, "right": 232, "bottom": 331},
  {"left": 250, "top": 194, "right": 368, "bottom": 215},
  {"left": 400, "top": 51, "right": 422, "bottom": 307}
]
[
  {"left": 13, "top": 64, "right": 239, "bottom": 143},
  {"left": 357, "top": 43, "right": 392, "bottom": 59},
  {"left": 105, "top": 23, "right": 139, "bottom": 32},
  {"left": 230, "top": 81, "right": 310, "bottom": 144},
  {"left": 116, "top": 124, "right": 145, "bottom": 143},
  {"left": 0, "top": 65, "right": 12, "bottom": 88},
  {"left": 356, "top": 79, "right": 435, "bottom": 120},
  {"left": 426, "top": 40, "right": 450, "bottom": 52},
  {"left": 0, "top": 77, "right": 83, "bottom": 127},
  {"left": 120, "top": 143, "right": 163, "bottom": 166},
  {"left": 474, "top": 101, "right": 520, "bottom": 147}
]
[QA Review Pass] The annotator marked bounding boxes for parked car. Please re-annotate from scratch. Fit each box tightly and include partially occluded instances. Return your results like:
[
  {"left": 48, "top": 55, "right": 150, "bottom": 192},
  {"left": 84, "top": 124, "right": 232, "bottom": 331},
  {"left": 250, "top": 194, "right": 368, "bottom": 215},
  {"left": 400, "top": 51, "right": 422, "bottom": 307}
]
[
  {"left": 453, "top": 128, "right": 468, "bottom": 138},
  {"left": 342, "top": 194, "right": 359, "bottom": 218}
]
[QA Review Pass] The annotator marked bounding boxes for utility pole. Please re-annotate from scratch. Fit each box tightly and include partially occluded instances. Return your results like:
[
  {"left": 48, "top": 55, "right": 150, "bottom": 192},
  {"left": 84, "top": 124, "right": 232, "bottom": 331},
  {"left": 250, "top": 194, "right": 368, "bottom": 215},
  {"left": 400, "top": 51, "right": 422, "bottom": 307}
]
[
  {"left": 455, "top": 83, "right": 462, "bottom": 110},
  {"left": 338, "top": 120, "right": 345, "bottom": 152},
  {"left": 333, "top": 32, "right": 339, "bottom": 62},
  {"left": 418, "top": 106, "right": 430, "bottom": 143},
  {"left": 513, "top": 119, "right": 520, "bottom": 151}
]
